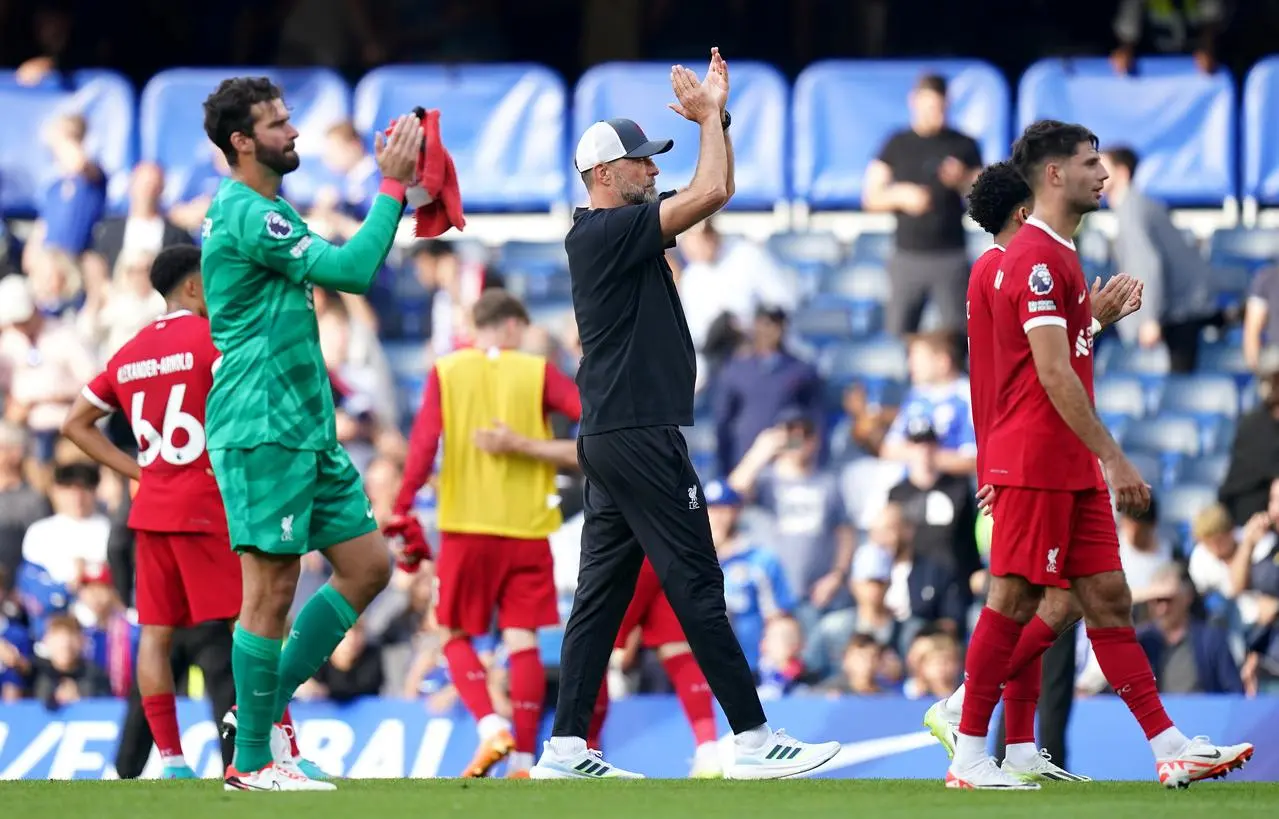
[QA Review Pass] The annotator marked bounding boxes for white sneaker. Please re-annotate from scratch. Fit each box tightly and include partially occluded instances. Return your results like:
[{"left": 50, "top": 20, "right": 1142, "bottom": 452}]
[
  {"left": 923, "top": 699, "right": 961, "bottom": 760},
  {"left": 270, "top": 725, "right": 336, "bottom": 789},
  {"left": 689, "top": 741, "right": 723, "bottom": 778},
  {"left": 1002, "top": 749, "right": 1091, "bottom": 783},
  {"left": 529, "top": 743, "right": 644, "bottom": 779},
  {"left": 946, "top": 755, "right": 1040, "bottom": 790},
  {"left": 726, "top": 729, "right": 840, "bottom": 780},
  {"left": 1156, "top": 736, "right": 1254, "bottom": 789},
  {"left": 223, "top": 762, "right": 335, "bottom": 792}
]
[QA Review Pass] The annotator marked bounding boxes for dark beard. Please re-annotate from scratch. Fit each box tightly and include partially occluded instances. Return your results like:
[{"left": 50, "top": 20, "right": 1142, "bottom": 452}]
[{"left": 256, "top": 140, "right": 300, "bottom": 175}]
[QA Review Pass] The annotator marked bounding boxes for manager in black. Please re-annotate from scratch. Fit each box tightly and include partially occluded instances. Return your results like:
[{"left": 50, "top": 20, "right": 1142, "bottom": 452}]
[{"left": 530, "top": 48, "right": 840, "bottom": 781}]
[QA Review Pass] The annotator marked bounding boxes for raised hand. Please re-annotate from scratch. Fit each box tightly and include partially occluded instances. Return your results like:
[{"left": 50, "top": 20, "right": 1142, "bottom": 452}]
[
  {"left": 707, "top": 46, "right": 729, "bottom": 112},
  {"left": 374, "top": 112, "right": 424, "bottom": 185},
  {"left": 667, "top": 64, "right": 718, "bottom": 124},
  {"left": 1090, "top": 273, "right": 1141, "bottom": 328}
]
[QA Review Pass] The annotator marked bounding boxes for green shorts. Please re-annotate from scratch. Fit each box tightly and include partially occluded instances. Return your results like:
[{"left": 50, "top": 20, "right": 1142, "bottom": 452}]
[{"left": 210, "top": 443, "right": 377, "bottom": 556}]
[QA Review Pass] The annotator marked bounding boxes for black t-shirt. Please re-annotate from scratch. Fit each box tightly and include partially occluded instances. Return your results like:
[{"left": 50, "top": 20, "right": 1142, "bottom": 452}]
[
  {"left": 876, "top": 127, "right": 982, "bottom": 252},
  {"left": 566, "top": 193, "right": 696, "bottom": 435},
  {"left": 887, "top": 473, "right": 980, "bottom": 581}
]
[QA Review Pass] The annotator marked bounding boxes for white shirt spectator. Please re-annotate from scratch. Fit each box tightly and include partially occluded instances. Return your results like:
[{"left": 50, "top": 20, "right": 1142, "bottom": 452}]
[
  {"left": 678, "top": 237, "right": 797, "bottom": 350},
  {"left": 21, "top": 512, "right": 110, "bottom": 586}
]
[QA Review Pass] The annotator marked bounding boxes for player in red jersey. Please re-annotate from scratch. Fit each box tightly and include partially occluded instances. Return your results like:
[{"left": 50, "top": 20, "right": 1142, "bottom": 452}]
[
  {"left": 386, "top": 290, "right": 581, "bottom": 779},
  {"left": 925, "top": 161, "right": 1141, "bottom": 782},
  {"left": 61, "top": 246, "right": 240, "bottom": 780},
  {"left": 945, "top": 122, "right": 1253, "bottom": 790}
]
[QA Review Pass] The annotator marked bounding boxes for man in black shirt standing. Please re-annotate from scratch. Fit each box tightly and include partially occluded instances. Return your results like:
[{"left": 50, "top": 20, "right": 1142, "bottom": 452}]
[
  {"left": 532, "top": 48, "right": 839, "bottom": 781},
  {"left": 863, "top": 74, "right": 983, "bottom": 337}
]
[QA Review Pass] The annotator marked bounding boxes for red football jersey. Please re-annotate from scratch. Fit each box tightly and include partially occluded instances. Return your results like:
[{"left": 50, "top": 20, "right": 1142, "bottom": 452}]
[
  {"left": 83, "top": 310, "right": 227, "bottom": 533},
  {"left": 966, "top": 244, "right": 1003, "bottom": 485},
  {"left": 982, "top": 218, "right": 1106, "bottom": 491}
]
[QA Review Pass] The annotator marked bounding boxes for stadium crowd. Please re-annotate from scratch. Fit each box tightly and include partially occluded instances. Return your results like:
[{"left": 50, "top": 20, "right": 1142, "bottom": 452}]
[{"left": 2, "top": 1, "right": 1279, "bottom": 754}]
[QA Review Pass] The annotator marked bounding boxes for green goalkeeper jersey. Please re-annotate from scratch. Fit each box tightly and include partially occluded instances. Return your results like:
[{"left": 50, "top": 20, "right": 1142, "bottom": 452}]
[{"left": 201, "top": 177, "right": 403, "bottom": 452}]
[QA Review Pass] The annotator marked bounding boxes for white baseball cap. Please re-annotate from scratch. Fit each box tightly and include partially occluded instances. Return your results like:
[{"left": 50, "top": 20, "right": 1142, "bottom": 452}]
[
  {"left": 0, "top": 274, "right": 35, "bottom": 326},
  {"left": 574, "top": 118, "right": 673, "bottom": 173}
]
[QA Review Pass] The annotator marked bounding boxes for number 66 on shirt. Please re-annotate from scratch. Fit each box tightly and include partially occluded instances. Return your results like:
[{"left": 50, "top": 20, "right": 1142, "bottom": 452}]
[{"left": 78, "top": 309, "right": 241, "bottom": 629}]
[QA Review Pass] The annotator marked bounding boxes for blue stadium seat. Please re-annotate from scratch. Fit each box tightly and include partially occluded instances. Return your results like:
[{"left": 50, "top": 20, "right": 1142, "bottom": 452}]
[
  {"left": 1175, "top": 453, "right": 1230, "bottom": 487},
  {"left": 141, "top": 68, "right": 350, "bottom": 211},
  {"left": 1122, "top": 449, "right": 1162, "bottom": 484},
  {"left": 1214, "top": 264, "right": 1253, "bottom": 310},
  {"left": 767, "top": 231, "right": 845, "bottom": 273},
  {"left": 573, "top": 61, "right": 787, "bottom": 209},
  {"left": 1196, "top": 341, "right": 1251, "bottom": 378},
  {"left": 1017, "top": 58, "right": 1236, "bottom": 206},
  {"left": 792, "top": 296, "right": 856, "bottom": 344},
  {"left": 0, "top": 70, "right": 136, "bottom": 218},
  {"left": 1122, "top": 414, "right": 1201, "bottom": 457},
  {"left": 1201, "top": 414, "right": 1236, "bottom": 455},
  {"left": 823, "top": 263, "right": 890, "bottom": 302},
  {"left": 1208, "top": 227, "right": 1279, "bottom": 274},
  {"left": 1103, "top": 343, "right": 1171, "bottom": 377},
  {"left": 1160, "top": 482, "right": 1219, "bottom": 528},
  {"left": 1157, "top": 374, "right": 1240, "bottom": 418},
  {"left": 383, "top": 341, "right": 427, "bottom": 378},
  {"left": 682, "top": 420, "right": 716, "bottom": 457},
  {"left": 1243, "top": 57, "right": 1279, "bottom": 206},
  {"left": 1094, "top": 376, "right": 1148, "bottom": 418},
  {"left": 820, "top": 337, "right": 908, "bottom": 381},
  {"left": 354, "top": 64, "right": 567, "bottom": 212},
  {"left": 792, "top": 60, "right": 1010, "bottom": 209},
  {"left": 1100, "top": 413, "right": 1131, "bottom": 445},
  {"left": 849, "top": 231, "right": 893, "bottom": 264}
]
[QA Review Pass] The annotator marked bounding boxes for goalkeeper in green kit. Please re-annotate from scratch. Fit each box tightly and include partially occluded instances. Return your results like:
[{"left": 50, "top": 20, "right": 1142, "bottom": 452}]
[{"left": 200, "top": 77, "right": 422, "bottom": 792}]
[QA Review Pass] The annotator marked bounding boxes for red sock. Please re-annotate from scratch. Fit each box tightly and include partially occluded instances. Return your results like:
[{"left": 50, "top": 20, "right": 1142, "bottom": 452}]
[
  {"left": 587, "top": 683, "right": 608, "bottom": 749},
  {"left": 507, "top": 648, "right": 546, "bottom": 755},
  {"left": 662, "top": 652, "right": 717, "bottom": 745},
  {"left": 958, "top": 607, "right": 1025, "bottom": 737},
  {"left": 141, "top": 693, "right": 183, "bottom": 760},
  {"left": 443, "top": 637, "right": 496, "bottom": 722},
  {"left": 279, "top": 705, "right": 301, "bottom": 757},
  {"left": 1087, "top": 626, "right": 1173, "bottom": 739},
  {"left": 1001, "top": 615, "right": 1058, "bottom": 746}
]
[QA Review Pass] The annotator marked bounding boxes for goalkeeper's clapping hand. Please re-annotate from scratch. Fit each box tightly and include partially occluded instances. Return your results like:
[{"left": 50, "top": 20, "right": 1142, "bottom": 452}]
[{"left": 384, "top": 514, "right": 432, "bottom": 573}]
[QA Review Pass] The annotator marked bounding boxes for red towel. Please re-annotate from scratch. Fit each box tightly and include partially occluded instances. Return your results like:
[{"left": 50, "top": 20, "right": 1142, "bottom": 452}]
[{"left": 385, "top": 108, "right": 466, "bottom": 238}]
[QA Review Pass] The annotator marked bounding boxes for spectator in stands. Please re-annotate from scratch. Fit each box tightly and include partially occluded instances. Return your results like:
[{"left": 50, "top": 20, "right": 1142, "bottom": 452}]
[
  {"left": 823, "top": 633, "right": 887, "bottom": 695},
  {"left": 676, "top": 219, "right": 796, "bottom": 352},
  {"left": 0, "top": 275, "right": 97, "bottom": 463},
  {"left": 319, "top": 294, "right": 402, "bottom": 469},
  {"left": 85, "top": 162, "right": 193, "bottom": 278},
  {"left": 78, "top": 248, "right": 166, "bottom": 359},
  {"left": 1102, "top": 146, "right": 1219, "bottom": 372},
  {"left": 862, "top": 74, "right": 982, "bottom": 337},
  {"left": 0, "top": 564, "right": 33, "bottom": 701},
  {"left": 756, "top": 615, "right": 813, "bottom": 699},
  {"left": 0, "top": 422, "right": 50, "bottom": 577},
  {"left": 728, "top": 413, "right": 856, "bottom": 677},
  {"left": 73, "top": 564, "right": 137, "bottom": 698},
  {"left": 410, "top": 240, "right": 489, "bottom": 359},
  {"left": 1118, "top": 496, "right": 1174, "bottom": 599},
  {"left": 166, "top": 149, "right": 231, "bottom": 234},
  {"left": 850, "top": 501, "right": 907, "bottom": 644},
  {"left": 298, "top": 619, "right": 385, "bottom": 703},
  {"left": 318, "top": 121, "right": 379, "bottom": 219},
  {"left": 22, "top": 114, "right": 105, "bottom": 270},
  {"left": 1136, "top": 563, "right": 1243, "bottom": 694},
  {"left": 886, "top": 416, "right": 980, "bottom": 593},
  {"left": 31, "top": 614, "right": 110, "bottom": 708},
  {"left": 1219, "top": 347, "right": 1279, "bottom": 525},
  {"left": 1187, "top": 503, "right": 1254, "bottom": 607},
  {"left": 20, "top": 462, "right": 109, "bottom": 588},
  {"left": 901, "top": 630, "right": 961, "bottom": 700},
  {"left": 707, "top": 479, "right": 794, "bottom": 674},
  {"left": 880, "top": 502, "right": 969, "bottom": 654},
  {"left": 713, "top": 307, "right": 823, "bottom": 476},
  {"left": 879, "top": 331, "right": 975, "bottom": 474},
  {"left": 1111, "top": 0, "right": 1227, "bottom": 75},
  {"left": 1242, "top": 271, "right": 1279, "bottom": 371}
]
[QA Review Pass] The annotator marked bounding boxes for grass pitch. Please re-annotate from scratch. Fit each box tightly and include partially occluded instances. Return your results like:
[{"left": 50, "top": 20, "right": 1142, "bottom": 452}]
[{"left": 7, "top": 779, "right": 1279, "bottom": 819}]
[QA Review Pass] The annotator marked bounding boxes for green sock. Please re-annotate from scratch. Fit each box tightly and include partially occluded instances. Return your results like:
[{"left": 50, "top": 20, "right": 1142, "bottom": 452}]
[
  {"left": 276, "top": 583, "right": 358, "bottom": 720},
  {"left": 231, "top": 625, "right": 283, "bottom": 772}
]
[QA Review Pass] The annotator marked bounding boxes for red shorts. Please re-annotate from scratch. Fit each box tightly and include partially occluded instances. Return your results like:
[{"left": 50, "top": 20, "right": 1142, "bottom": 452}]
[
  {"left": 615, "top": 559, "right": 686, "bottom": 649},
  {"left": 435, "top": 532, "right": 559, "bottom": 635},
  {"left": 989, "top": 487, "right": 1122, "bottom": 589},
  {"left": 135, "top": 530, "right": 242, "bottom": 628}
]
